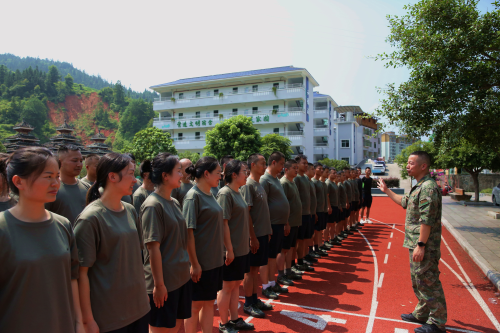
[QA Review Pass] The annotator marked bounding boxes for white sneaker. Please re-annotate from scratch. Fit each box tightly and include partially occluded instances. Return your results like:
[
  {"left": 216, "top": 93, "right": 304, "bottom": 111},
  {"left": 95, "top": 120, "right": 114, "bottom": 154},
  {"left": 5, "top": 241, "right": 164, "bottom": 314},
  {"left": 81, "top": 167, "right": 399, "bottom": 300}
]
[
  {"left": 360, "top": 218, "right": 365, "bottom": 223},
  {"left": 366, "top": 218, "right": 372, "bottom": 224}
]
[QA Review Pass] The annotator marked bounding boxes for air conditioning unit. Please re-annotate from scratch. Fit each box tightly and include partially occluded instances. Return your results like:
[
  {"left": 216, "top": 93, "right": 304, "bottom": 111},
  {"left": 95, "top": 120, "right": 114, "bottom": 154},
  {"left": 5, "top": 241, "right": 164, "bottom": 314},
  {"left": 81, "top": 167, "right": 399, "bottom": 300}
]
[{"left": 322, "top": 136, "right": 328, "bottom": 142}]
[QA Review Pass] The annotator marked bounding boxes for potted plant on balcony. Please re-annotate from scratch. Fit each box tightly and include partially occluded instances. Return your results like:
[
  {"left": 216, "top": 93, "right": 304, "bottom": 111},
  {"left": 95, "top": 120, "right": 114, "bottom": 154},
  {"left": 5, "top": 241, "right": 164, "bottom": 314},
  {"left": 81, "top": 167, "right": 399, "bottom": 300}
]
[
  {"left": 170, "top": 97, "right": 176, "bottom": 103},
  {"left": 170, "top": 117, "right": 175, "bottom": 122},
  {"left": 219, "top": 114, "right": 224, "bottom": 120},
  {"left": 272, "top": 86, "right": 278, "bottom": 97},
  {"left": 272, "top": 109, "right": 278, "bottom": 115},
  {"left": 219, "top": 92, "right": 224, "bottom": 99}
]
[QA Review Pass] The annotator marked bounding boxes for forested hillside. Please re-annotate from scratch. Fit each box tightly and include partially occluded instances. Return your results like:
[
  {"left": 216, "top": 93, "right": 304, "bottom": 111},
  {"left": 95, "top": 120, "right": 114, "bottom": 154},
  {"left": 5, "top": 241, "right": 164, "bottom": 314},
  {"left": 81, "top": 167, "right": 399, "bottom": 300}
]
[
  {"left": 0, "top": 53, "right": 158, "bottom": 102},
  {"left": 0, "top": 63, "right": 155, "bottom": 151}
]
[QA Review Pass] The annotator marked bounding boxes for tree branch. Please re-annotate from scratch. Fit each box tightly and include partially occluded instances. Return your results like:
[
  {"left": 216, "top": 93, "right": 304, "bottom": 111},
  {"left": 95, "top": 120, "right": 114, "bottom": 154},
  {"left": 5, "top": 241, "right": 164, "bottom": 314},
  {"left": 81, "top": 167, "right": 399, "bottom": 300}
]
[{"left": 481, "top": 52, "right": 500, "bottom": 63}]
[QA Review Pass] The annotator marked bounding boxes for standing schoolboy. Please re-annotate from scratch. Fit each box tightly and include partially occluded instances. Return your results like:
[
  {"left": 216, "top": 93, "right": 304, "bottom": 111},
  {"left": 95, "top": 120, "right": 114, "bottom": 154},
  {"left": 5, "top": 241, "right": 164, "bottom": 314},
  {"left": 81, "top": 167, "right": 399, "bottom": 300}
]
[
  {"left": 141, "top": 153, "right": 192, "bottom": 333},
  {"left": 361, "top": 167, "right": 374, "bottom": 223},
  {"left": 0, "top": 153, "right": 16, "bottom": 212},
  {"left": 74, "top": 153, "right": 150, "bottom": 333},
  {"left": 81, "top": 154, "right": 100, "bottom": 187},
  {"left": 0, "top": 147, "right": 84, "bottom": 333},
  {"left": 172, "top": 158, "right": 194, "bottom": 209},
  {"left": 326, "top": 169, "right": 341, "bottom": 245},
  {"left": 337, "top": 172, "right": 349, "bottom": 240},
  {"left": 308, "top": 163, "right": 326, "bottom": 256},
  {"left": 312, "top": 163, "right": 328, "bottom": 254},
  {"left": 133, "top": 160, "right": 155, "bottom": 214}
]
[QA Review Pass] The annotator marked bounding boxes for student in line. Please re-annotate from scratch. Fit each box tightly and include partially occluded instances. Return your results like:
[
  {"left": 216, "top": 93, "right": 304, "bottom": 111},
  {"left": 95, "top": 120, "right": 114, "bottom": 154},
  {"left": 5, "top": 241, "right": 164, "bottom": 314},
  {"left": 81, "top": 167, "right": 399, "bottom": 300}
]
[
  {"left": 326, "top": 168, "right": 340, "bottom": 246},
  {"left": 312, "top": 163, "right": 329, "bottom": 251},
  {"left": 240, "top": 153, "right": 274, "bottom": 318},
  {"left": 0, "top": 147, "right": 84, "bottom": 333},
  {"left": 349, "top": 168, "right": 361, "bottom": 231},
  {"left": 172, "top": 158, "right": 194, "bottom": 208},
  {"left": 278, "top": 160, "right": 303, "bottom": 283},
  {"left": 74, "top": 153, "right": 150, "bottom": 333},
  {"left": 342, "top": 168, "right": 354, "bottom": 236},
  {"left": 361, "top": 167, "right": 373, "bottom": 223},
  {"left": 338, "top": 171, "right": 350, "bottom": 239},
  {"left": 141, "top": 153, "right": 192, "bottom": 333},
  {"left": 259, "top": 151, "right": 289, "bottom": 300},
  {"left": 308, "top": 163, "right": 327, "bottom": 257},
  {"left": 133, "top": 160, "right": 155, "bottom": 213},
  {"left": 121, "top": 153, "right": 141, "bottom": 204},
  {"left": 217, "top": 159, "right": 253, "bottom": 333},
  {"left": 182, "top": 157, "right": 224, "bottom": 333},
  {"left": 0, "top": 153, "right": 16, "bottom": 212},
  {"left": 212, "top": 155, "right": 234, "bottom": 197},
  {"left": 356, "top": 167, "right": 364, "bottom": 227},
  {"left": 46, "top": 145, "right": 89, "bottom": 225},
  {"left": 320, "top": 166, "right": 332, "bottom": 256},
  {"left": 81, "top": 154, "right": 100, "bottom": 187}
]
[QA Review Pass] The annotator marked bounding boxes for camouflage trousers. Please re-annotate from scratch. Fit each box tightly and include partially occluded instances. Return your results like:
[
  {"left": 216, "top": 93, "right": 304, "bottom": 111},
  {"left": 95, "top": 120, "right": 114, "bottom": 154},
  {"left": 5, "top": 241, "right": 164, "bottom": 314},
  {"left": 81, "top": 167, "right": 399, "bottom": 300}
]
[{"left": 409, "top": 249, "right": 447, "bottom": 330}]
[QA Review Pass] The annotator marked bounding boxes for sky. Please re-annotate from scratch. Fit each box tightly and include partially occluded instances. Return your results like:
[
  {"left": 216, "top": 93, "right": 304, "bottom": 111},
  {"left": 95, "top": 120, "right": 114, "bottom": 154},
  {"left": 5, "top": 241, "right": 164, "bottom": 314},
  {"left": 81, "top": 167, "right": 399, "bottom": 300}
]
[{"left": 0, "top": 0, "right": 496, "bottom": 134}]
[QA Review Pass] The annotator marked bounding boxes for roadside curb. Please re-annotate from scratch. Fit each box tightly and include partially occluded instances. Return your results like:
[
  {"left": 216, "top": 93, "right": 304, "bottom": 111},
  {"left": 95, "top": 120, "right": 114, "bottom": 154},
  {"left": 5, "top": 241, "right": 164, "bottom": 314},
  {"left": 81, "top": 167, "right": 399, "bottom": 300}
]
[{"left": 442, "top": 217, "right": 500, "bottom": 291}]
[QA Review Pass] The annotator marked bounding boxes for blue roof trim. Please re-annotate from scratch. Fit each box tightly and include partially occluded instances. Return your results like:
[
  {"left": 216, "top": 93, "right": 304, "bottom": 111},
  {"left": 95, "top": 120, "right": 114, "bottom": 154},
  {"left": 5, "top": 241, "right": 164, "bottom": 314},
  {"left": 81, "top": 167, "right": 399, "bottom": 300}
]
[
  {"left": 151, "top": 66, "right": 305, "bottom": 88},
  {"left": 313, "top": 92, "right": 329, "bottom": 98}
]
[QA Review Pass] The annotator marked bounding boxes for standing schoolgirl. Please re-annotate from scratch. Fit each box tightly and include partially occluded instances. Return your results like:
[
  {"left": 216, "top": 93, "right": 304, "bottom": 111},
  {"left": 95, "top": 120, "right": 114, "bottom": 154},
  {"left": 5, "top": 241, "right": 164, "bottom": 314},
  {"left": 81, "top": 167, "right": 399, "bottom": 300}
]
[
  {"left": 141, "top": 153, "right": 192, "bottom": 332},
  {"left": 182, "top": 157, "right": 225, "bottom": 333},
  {"left": 216, "top": 160, "right": 252, "bottom": 333},
  {"left": 133, "top": 159, "right": 155, "bottom": 213},
  {"left": 0, "top": 153, "right": 16, "bottom": 212},
  {"left": 0, "top": 147, "right": 84, "bottom": 332},
  {"left": 74, "top": 153, "right": 150, "bottom": 333}
]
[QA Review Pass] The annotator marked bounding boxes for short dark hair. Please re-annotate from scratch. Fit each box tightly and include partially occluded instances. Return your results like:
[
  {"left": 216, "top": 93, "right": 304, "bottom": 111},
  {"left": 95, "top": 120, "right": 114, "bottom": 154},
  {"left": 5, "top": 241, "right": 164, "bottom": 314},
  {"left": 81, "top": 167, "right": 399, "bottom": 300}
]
[
  {"left": 268, "top": 151, "right": 285, "bottom": 165},
  {"left": 294, "top": 154, "right": 307, "bottom": 163},
  {"left": 150, "top": 153, "right": 179, "bottom": 185},
  {"left": 224, "top": 159, "right": 245, "bottom": 184},
  {"left": 220, "top": 155, "right": 234, "bottom": 167},
  {"left": 186, "top": 156, "right": 219, "bottom": 180},
  {"left": 323, "top": 165, "right": 330, "bottom": 170},
  {"left": 313, "top": 162, "right": 323, "bottom": 169},
  {"left": 357, "top": 167, "right": 361, "bottom": 170},
  {"left": 58, "top": 144, "right": 80, "bottom": 155},
  {"left": 343, "top": 167, "right": 350, "bottom": 171},
  {"left": 410, "top": 151, "right": 431, "bottom": 167},
  {"left": 365, "top": 166, "right": 371, "bottom": 171},
  {"left": 140, "top": 159, "right": 153, "bottom": 178},
  {"left": 307, "top": 163, "right": 313, "bottom": 167},
  {"left": 247, "top": 153, "right": 263, "bottom": 169},
  {"left": 85, "top": 154, "right": 100, "bottom": 165},
  {"left": 284, "top": 159, "right": 297, "bottom": 170},
  {"left": 124, "top": 152, "right": 136, "bottom": 162},
  {"left": 7, "top": 147, "right": 55, "bottom": 196}
]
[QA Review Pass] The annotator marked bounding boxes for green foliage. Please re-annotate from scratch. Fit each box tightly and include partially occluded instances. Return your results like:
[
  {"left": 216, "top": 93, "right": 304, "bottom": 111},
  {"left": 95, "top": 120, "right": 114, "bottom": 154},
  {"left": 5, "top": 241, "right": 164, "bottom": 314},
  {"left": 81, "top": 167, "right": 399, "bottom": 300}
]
[
  {"left": 64, "top": 73, "right": 74, "bottom": 95},
  {"left": 118, "top": 99, "right": 155, "bottom": 141},
  {"left": 178, "top": 151, "right": 201, "bottom": 164},
  {"left": 318, "top": 158, "right": 350, "bottom": 170},
  {"left": 394, "top": 141, "right": 437, "bottom": 179},
  {"left": 129, "top": 127, "right": 177, "bottom": 162},
  {"left": 204, "top": 115, "right": 262, "bottom": 161},
  {"left": 21, "top": 97, "right": 53, "bottom": 142},
  {"left": 45, "top": 65, "right": 60, "bottom": 98},
  {"left": 93, "top": 102, "right": 118, "bottom": 129},
  {"left": 0, "top": 141, "right": 5, "bottom": 153},
  {"left": 79, "top": 161, "right": 87, "bottom": 178},
  {"left": 260, "top": 133, "right": 293, "bottom": 161},
  {"left": 481, "top": 188, "right": 493, "bottom": 194},
  {"left": 99, "top": 87, "right": 114, "bottom": 104},
  {"left": 376, "top": 0, "right": 500, "bottom": 148},
  {"left": 371, "top": 177, "right": 400, "bottom": 188},
  {"left": 113, "top": 80, "right": 127, "bottom": 109}
]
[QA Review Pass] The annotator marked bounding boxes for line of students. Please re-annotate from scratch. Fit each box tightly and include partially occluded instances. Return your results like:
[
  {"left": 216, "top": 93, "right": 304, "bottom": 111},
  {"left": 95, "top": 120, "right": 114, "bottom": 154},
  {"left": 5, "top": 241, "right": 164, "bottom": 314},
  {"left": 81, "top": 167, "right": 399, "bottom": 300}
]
[{"left": 0, "top": 145, "right": 374, "bottom": 333}]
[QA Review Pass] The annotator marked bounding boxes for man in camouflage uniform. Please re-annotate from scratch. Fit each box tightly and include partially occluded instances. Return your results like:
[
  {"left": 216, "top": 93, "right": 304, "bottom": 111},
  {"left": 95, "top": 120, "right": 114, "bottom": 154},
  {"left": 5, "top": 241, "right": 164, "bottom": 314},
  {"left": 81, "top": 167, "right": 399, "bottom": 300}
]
[{"left": 378, "top": 151, "right": 447, "bottom": 333}]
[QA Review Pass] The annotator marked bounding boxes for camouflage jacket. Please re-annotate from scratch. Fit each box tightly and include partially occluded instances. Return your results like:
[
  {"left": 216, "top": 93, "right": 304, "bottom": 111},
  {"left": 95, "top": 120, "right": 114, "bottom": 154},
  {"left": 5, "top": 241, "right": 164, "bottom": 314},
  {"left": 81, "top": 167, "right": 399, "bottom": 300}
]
[
  {"left": 337, "top": 182, "right": 347, "bottom": 209},
  {"left": 401, "top": 174, "right": 442, "bottom": 250}
]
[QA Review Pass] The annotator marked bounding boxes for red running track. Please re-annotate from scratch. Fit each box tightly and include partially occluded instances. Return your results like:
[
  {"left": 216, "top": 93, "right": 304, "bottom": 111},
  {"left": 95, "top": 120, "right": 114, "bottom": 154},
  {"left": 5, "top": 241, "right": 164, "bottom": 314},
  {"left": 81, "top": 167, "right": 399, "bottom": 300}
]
[{"left": 184, "top": 197, "right": 500, "bottom": 332}]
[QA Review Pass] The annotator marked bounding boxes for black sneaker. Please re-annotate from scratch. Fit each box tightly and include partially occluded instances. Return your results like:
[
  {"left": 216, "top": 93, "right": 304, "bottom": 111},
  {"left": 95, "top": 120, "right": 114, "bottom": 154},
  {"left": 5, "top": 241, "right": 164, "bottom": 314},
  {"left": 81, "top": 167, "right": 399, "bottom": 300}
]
[
  {"left": 262, "top": 286, "right": 278, "bottom": 299},
  {"left": 277, "top": 274, "right": 294, "bottom": 286},
  {"left": 272, "top": 283, "right": 289, "bottom": 293},
  {"left": 303, "top": 259, "right": 315, "bottom": 266},
  {"left": 401, "top": 313, "right": 426, "bottom": 324},
  {"left": 255, "top": 299, "right": 273, "bottom": 311},
  {"left": 219, "top": 322, "right": 238, "bottom": 333},
  {"left": 229, "top": 317, "right": 255, "bottom": 330},
  {"left": 286, "top": 271, "right": 302, "bottom": 281},
  {"left": 315, "top": 250, "right": 328, "bottom": 257},
  {"left": 414, "top": 323, "right": 445, "bottom": 333},
  {"left": 320, "top": 244, "right": 332, "bottom": 250},
  {"left": 296, "top": 264, "right": 314, "bottom": 272},
  {"left": 291, "top": 266, "right": 304, "bottom": 275},
  {"left": 308, "top": 252, "right": 321, "bottom": 259},
  {"left": 334, "top": 236, "right": 343, "bottom": 242},
  {"left": 243, "top": 304, "right": 265, "bottom": 318},
  {"left": 304, "top": 255, "right": 318, "bottom": 263}
]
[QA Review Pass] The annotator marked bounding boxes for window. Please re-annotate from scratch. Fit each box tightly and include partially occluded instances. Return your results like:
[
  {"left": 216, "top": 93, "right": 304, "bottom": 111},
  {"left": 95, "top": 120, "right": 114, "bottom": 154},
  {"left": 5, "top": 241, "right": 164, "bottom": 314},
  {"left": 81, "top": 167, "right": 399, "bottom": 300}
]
[
  {"left": 341, "top": 140, "right": 350, "bottom": 148},
  {"left": 342, "top": 157, "right": 350, "bottom": 163},
  {"left": 195, "top": 132, "right": 201, "bottom": 139},
  {"left": 195, "top": 91, "right": 200, "bottom": 98},
  {"left": 252, "top": 85, "right": 258, "bottom": 92},
  {"left": 178, "top": 93, "right": 184, "bottom": 99},
  {"left": 252, "top": 107, "right": 258, "bottom": 114},
  {"left": 213, "top": 110, "right": 219, "bottom": 117},
  {"left": 273, "top": 105, "right": 279, "bottom": 111},
  {"left": 374, "top": 143, "right": 377, "bottom": 149},
  {"left": 232, "top": 87, "right": 238, "bottom": 94},
  {"left": 178, "top": 133, "right": 183, "bottom": 140},
  {"left": 205, "top": 112, "right": 211, "bottom": 117},
  {"left": 232, "top": 108, "right": 238, "bottom": 115},
  {"left": 195, "top": 111, "right": 200, "bottom": 118},
  {"left": 214, "top": 89, "right": 219, "bottom": 96},
  {"left": 273, "top": 128, "right": 279, "bottom": 133},
  {"left": 273, "top": 83, "right": 279, "bottom": 88},
  {"left": 178, "top": 113, "right": 184, "bottom": 119}
]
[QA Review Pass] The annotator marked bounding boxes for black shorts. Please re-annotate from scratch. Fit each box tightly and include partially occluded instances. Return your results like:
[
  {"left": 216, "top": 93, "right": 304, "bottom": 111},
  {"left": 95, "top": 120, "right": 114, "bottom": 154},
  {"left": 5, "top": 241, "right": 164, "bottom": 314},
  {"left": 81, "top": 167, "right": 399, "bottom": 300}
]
[
  {"left": 329, "top": 207, "right": 339, "bottom": 224},
  {"left": 107, "top": 312, "right": 150, "bottom": 333},
  {"left": 192, "top": 266, "right": 223, "bottom": 301},
  {"left": 223, "top": 253, "right": 250, "bottom": 281},
  {"left": 250, "top": 235, "right": 270, "bottom": 267},
  {"left": 353, "top": 201, "right": 359, "bottom": 210},
  {"left": 362, "top": 196, "right": 373, "bottom": 208},
  {"left": 298, "top": 215, "right": 310, "bottom": 240},
  {"left": 315, "top": 212, "right": 325, "bottom": 231},
  {"left": 308, "top": 214, "right": 315, "bottom": 237},
  {"left": 321, "top": 212, "right": 328, "bottom": 230},
  {"left": 269, "top": 224, "right": 284, "bottom": 259},
  {"left": 283, "top": 226, "right": 299, "bottom": 250},
  {"left": 149, "top": 280, "right": 192, "bottom": 328}
]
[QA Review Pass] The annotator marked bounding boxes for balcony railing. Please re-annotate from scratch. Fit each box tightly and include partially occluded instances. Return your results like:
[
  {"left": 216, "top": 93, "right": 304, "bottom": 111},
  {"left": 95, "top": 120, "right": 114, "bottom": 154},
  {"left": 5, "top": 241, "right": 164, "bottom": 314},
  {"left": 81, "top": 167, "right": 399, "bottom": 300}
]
[
  {"left": 259, "top": 130, "right": 304, "bottom": 137},
  {"left": 173, "top": 136, "right": 205, "bottom": 141},
  {"left": 153, "top": 108, "right": 305, "bottom": 123},
  {"left": 314, "top": 142, "right": 329, "bottom": 147},
  {"left": 313, "top": 106, "right": 328, "bottom": 111},
  {"left": 313, "top": 125, "right": 328, "bottom": 129}
]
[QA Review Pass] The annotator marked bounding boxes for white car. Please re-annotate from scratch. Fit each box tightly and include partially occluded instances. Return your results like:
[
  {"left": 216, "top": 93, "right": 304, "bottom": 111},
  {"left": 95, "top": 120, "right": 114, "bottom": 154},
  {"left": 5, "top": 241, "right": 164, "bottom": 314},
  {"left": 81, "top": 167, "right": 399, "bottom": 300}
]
[
  {"left": 493, "top": 183, "right": 500, "bottom": 206},
  {"left": 372, "top": 162, "right": 385, "bottom": 175}
]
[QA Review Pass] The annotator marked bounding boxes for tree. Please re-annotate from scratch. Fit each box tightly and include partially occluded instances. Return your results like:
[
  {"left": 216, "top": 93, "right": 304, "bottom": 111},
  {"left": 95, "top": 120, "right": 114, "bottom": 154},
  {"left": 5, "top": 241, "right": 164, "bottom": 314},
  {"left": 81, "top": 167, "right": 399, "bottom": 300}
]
[
  {"left": 435, "top": 138, "right": 500, "bottom": 202},
  {"left": 376, "top": 0, "right": 500, "bottom": 149},
  {"left": 204, "top": 115, "right": 262, "bottom": 161},
  {"left": 317, "top": 158, "right": 350, "bottom": 171},
  {"left": 260, "top": 133, "right": 293, "bottom": 161},
  {"left": 20, "top": 97, "right": 51, "bottom": 142},
  {"left": 118, "top": 99, "right": 155, "bottom": 141},
  {"left": 45, "top": 65, "right": 60, "bottom": 97},
  {"left": 129, "top": 127, "right": 177, "bottom": 162},
  {"left": 64, "top": 73, "right": 74, "bottom": 94},
  {"left": 178, "top": 151, "right": 201, "bottom": 164},
  {"left": 113, "top": 80, "right": 126, "bottom": 108},
  {"left": 99, "top": 87, "right": 114, "bottom": 105},
  {"left": 394, "top": 141, "right": 437, "bottom": 179}
]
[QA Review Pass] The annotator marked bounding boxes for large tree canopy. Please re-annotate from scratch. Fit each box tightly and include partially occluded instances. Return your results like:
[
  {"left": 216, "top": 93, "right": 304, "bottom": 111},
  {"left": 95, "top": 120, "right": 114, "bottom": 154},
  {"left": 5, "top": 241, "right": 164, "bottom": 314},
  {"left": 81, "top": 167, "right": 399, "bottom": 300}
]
[
  {"left": 129, "top": 127, "right": 177, "bottom": 162},
  {"left": 376, "top": 0, "right": 500, "bottom": 148},
  {"left": 394, "top": 140, "right": 437, "bottom": 179},
  {"left": 260, "top": 133, "right": 293, "bottom": 161}
]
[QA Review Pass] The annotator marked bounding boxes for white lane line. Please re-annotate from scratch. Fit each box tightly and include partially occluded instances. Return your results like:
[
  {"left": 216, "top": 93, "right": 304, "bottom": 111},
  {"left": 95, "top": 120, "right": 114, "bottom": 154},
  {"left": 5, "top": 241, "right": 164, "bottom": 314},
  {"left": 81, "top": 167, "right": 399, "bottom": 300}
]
[
  {"left": 358, "top": 230, "right": 379, "bottom": 333},
  {"left": 392, "top": 224, "right": 395, "bottom": 228},
  {"left": 384, "top": 254, "right": 389, "bottom": 264},
  {"left": 387, "top": 242, "right": 391, "bottom": 249},
  {"left": 378, "top": 273, "right": 384, "bottom": 288},
  {"left": 390, "top": 232, "right": 393, "bottom": 238},
  {"left": 395, "top": 329, "right": 409, "bottom": 333}
]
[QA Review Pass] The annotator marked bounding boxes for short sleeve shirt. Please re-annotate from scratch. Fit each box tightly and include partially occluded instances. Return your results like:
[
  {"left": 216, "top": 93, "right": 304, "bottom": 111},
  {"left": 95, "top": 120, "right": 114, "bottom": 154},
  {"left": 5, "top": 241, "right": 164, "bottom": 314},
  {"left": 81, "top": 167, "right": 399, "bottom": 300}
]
[
  {"left": 312, "top": 178, "right": 325, "bottom": 213},
  {"left": 133, "top": 186, "right": 152, "bottom": 214},
  {"left": 0, "top": 211, "right": 79, "bottom": 333},
  {"left": 45, "top": 179, "right": 89, "bottom": 225},
  {"left": 326, "top": 179, "right": 339, "bottom": 207},
  {"left": 322, "top": 181, "right": 329, "bottom": 210},
  {"left": 337, "top": 182, "right": 347, "bottom": 209},
  {"left": 344, "top": 181, "right": 352, "bottom": 203},
  {"left": 141, "top": 193, "right": 190, "bottom": 293},
  {"left": 183, "top": 185, "right": 224, "bottom": 271},
  {"left": 0, "top": 197, "right": 17, "bottom": 212},
  {"left": 240, "top": 178, "right": 272, "bottom": 237},
  {"left": 362, "top": 177, "right": 373, "bottom": 196},
  {"left": 259, "top": 172, "right": 290, "bottom": 225},
  {"left": 217, "top": 186, "right": 250, "bottom": 257},
  {"left": 73, "top": 200, "right": 150, "bottom": 332},
  {"left": 293, "top": 174, "right": 311, "bottom": 215},
  {"left": 172, "top": 181, "right": 194, "bottom": 209},
  {"left": 309, "top": 178, "right": 317, "bottom": 215},
  {"left": 280, "top": 177, "right": 302, "bottom": 227},
  {"left": 401, "top": 175, "right": 442, "bottom": 251}
]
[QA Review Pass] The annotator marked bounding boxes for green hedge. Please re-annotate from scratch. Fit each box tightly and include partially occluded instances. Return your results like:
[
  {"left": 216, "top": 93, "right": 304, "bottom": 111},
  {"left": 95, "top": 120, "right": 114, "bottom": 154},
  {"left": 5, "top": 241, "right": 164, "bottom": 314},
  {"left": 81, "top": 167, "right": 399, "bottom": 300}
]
[{"left": 371, "top": 177, "right": 400, "bottom": 188}]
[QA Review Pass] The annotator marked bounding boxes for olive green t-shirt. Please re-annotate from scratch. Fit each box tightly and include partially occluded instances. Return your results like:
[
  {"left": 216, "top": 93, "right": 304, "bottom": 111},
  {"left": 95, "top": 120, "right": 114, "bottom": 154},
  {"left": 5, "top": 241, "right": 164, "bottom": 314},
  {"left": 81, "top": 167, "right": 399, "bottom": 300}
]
[
  {"left": 74, "top": 200, "right": 150, "bottom": 332},
  {"left": 326, "top": 179, "right": 339, "bottom": 207},
  {"left": 352, "top": 179, "right": 360, "bottom": 201},
  {"left": 0, "top": 197, "right": 17, "bottom": 212},
  {"left": 45, "top": 179, "right": 90, "bottom": 226},
  {"left": 183, "top": 185, "right": 225, "bottom": 271},
  {"left": 172, "top": 181, "right": 194, "bottom": 209},
  {"left": 322, "top": 181, "right": 329, "bottom": 210},
  {"left": 133, "top": 186, "right": 152, "bottom": 214},
  {"left": 312, "top": 178, "right": 325, "bottom": 213},
  {"left": 259, "top": 171, "right": 290, "bottom": 225},
  {"left": 338, "top": 182, "right": 347, "bottom": 209},
  {"left": 293, "top": 174, "right": 311, "bottom": 215},
  {"left": 280, "top": 177, "right": 302, "bottom": 227},
  {"left": 239, "top": 178, "right": 272, "bottom": 238},
  {"left": 309, "top": 178, "right": 317, "bottom": 215},
  {"left": 344, "top": 181, "right": 353, "bottom": 203},
  {"left": 210, "top": 186, "right": 220, "bottom": 197},
  {"left": 217, "top": 186, "right": 250, "bottom": 257},
  {"left": 0, "top": 211, "right": 79, "bottom": 333},
  {"left": 80, "top": 176, "right": 94, "bottom": 187},
  {"left": 141, "top": 193, "right": 190, "bottom": 293}
]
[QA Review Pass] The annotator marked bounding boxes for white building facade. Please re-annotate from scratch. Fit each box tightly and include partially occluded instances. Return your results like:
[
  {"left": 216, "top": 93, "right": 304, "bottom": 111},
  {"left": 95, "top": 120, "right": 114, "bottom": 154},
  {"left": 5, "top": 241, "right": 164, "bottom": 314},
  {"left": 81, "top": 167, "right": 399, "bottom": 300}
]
[
  {"left": 150, "top": 66, "right": 379, "bottom": 164},
  {"left": 380, "top": 131, "right": 416, "bottom": 161}
]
